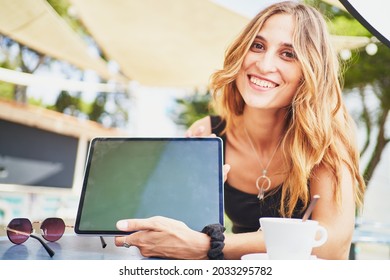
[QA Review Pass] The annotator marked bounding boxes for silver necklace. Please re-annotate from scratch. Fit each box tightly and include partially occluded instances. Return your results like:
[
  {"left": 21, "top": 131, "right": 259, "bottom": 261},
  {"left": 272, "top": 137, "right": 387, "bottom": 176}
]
[{"left": 244, "top": 127, "right": 282, "bottom": 201}]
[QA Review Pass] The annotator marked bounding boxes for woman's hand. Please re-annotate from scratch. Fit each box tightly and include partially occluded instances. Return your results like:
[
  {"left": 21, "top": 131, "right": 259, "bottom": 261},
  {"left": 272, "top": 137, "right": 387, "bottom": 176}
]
[
  {"left": 114, "top": 216, "right": 210, "bottom": 259},
  {"left": 223, "top": 164, "right": 230, "bottom": 183},
  {"left": 185, "top": 125, "right": 206, "bottom": 137},
  {"left": 185, "top": 125, "right": 216, "bottom": 137}
]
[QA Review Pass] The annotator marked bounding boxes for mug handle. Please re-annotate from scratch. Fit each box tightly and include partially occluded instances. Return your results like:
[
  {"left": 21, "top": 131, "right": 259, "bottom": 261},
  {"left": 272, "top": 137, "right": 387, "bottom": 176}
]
[{"left": 312, "top": 225, "right": 328, "bottom": 247}]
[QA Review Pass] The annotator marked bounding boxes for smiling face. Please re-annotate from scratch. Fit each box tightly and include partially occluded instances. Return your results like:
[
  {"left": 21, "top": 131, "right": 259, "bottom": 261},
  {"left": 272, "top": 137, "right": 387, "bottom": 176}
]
[{"left": 236, "top": 13, "right": 302, "bottom": 110}]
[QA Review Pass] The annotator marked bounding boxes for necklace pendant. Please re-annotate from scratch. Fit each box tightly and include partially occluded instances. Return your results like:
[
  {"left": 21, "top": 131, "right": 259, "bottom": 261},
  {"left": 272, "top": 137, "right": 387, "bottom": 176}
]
[
  {"left": 255, "top": 173, "right": 271, "bottom": 201},
  {"left": 257, "top": 189, "right": 265, "bottom": 200}
]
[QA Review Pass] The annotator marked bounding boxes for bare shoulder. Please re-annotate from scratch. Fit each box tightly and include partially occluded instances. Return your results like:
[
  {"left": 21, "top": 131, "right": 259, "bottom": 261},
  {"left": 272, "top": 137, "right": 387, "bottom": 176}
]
[{"left": 187, "top": 116, "right": 212, "bottom": 136}]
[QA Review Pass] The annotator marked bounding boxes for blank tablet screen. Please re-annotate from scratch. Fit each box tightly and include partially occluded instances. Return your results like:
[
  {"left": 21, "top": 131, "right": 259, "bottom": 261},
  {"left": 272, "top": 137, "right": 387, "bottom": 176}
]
[{"left": 75, "top": 137, "right": 224, "bottom": 234}]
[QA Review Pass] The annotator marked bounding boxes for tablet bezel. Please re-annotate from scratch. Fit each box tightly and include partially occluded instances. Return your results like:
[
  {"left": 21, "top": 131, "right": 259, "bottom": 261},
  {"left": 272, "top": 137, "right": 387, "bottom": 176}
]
[{"left": 74, "top": 136, "right": 224, "bottom": 235}]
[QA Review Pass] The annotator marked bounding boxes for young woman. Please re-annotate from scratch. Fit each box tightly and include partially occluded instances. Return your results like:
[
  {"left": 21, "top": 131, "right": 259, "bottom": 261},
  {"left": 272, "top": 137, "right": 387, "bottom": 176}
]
[{"left": 114, "top": 1, "right": 366, "bottom": 260}]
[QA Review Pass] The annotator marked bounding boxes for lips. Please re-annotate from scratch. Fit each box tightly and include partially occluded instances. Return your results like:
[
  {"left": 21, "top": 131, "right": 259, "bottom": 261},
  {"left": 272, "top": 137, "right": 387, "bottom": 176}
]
[{"left": 249, "top": 75, "right": 278, "bottom": 88}]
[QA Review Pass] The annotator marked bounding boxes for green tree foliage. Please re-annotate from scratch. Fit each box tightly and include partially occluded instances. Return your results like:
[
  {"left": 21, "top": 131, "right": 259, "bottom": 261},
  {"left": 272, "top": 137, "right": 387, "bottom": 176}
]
[
  {"left": 0, "top": 81, "right": 14, "bottom": 100},
  {"left": 172, "top": 89, "right": 214, "bottom": 129},
  {"left": 305, "top": 0, "right": 370, "bottom": 36},
  {"left": 328, "top": 16, "right": 371, "bottom": 36},
  {"left": 89, "top": 92, "right": 107, "bottom": 122},
  {"left": 48, "top": 90, "right": 81, "bottom": 116}
]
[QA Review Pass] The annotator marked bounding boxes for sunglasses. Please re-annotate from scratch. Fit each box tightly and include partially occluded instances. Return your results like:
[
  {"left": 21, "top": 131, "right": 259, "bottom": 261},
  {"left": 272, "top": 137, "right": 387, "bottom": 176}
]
[{"left": 6, "top": 217, "right": 74, "bottom": 257}]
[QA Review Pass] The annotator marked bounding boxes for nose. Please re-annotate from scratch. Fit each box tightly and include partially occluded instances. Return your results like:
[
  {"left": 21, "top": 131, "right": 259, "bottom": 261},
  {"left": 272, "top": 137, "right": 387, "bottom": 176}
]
[{"left": 255, "top": 51, "right": 277, "bottom": 73}]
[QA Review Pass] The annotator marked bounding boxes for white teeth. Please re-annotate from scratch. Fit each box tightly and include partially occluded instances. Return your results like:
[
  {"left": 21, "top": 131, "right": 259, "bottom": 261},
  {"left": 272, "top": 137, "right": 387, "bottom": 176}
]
[{"left": 250, "top": 76, "right": 277, "bottom": 88}]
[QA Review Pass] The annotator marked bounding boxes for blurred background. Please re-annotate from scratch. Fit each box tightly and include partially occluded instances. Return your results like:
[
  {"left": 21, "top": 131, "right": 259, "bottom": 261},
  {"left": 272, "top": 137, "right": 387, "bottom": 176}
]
[{"left": 0, "top": 0, "right": 389, "bottom": 259}]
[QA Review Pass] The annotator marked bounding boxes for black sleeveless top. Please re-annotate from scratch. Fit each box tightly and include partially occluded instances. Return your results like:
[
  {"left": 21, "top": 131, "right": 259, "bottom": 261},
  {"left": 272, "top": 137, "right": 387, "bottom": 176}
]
[{"left": 210, "top": 116, "right": 308, "bottom": 233}]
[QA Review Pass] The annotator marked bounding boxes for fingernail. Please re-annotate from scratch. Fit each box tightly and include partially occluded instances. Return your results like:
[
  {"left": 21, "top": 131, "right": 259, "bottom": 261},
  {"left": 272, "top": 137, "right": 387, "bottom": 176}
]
[
  {"left": 185, "top": 130, "right": 192, "bottom": 137},
  {"left": 116, "top": 220, "right": 128, "bottom": 230}
]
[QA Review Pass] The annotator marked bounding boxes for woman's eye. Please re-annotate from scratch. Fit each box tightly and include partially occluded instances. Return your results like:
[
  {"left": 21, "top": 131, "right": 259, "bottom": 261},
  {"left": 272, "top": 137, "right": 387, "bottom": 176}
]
[
  {"left": 250, "top": 42, "right": 264, "bottom": 52},
  {"left": 282, "top": 50, "right": 296, "bottom": 59}
]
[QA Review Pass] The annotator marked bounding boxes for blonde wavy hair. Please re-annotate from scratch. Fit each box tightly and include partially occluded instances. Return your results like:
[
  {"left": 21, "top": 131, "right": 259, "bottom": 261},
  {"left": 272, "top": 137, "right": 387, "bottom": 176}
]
[{"left": 209, "top": 1, "right": 365, "bottom": 217}]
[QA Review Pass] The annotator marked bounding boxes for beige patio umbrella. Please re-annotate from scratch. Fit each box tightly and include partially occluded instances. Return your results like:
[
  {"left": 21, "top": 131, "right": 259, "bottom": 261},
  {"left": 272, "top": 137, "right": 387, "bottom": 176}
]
[
  {"left": 68, "top": 0, "right": 248, "bottom": 88},
  {"left": 0, "top": 0, "right": 125, "bottom": 83}
]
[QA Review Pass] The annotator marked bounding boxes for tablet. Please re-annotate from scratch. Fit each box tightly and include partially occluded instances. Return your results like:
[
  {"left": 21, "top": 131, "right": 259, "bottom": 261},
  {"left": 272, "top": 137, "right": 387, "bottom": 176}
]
[{"left": 74, "top": 137, "right": 224, "bottom": 235}]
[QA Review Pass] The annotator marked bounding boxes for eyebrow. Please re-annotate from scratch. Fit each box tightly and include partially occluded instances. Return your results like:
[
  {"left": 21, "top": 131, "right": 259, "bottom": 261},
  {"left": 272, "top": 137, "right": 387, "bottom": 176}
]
[{"left": 255, "top": 35, "right": 294, "bottom": 49}]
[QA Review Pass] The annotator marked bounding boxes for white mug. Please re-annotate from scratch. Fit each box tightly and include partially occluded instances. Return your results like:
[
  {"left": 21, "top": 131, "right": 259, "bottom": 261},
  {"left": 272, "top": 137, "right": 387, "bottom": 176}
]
[{"left": 259, "top": 217, "right": 328, "bottom": 260}]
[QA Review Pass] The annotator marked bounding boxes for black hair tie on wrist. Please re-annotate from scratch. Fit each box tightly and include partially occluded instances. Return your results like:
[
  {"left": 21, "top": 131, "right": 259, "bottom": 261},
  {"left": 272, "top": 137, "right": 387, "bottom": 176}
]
[{"left": 201, "top": 224, "right": 225, "bottom": 260}]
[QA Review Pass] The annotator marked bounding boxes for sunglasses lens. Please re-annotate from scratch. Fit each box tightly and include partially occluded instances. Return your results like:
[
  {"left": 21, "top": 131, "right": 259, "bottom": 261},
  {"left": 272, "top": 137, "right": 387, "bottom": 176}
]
[
  {"left": 41, "top": 218, "right": 65, "bottom": 242},
  {"left": 7, "top": 218, "right": 32, "bottom": 244}
]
